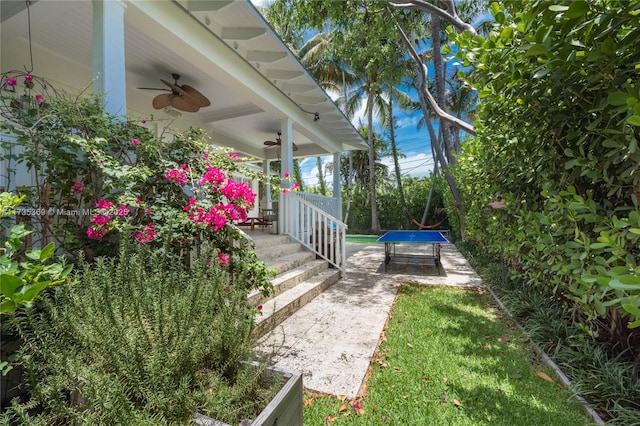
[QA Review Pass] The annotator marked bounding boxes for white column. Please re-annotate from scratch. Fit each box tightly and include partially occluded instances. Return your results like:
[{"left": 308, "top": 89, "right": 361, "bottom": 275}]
[
  {"left": 279, "top": 118, "right": 294, "bottom": 234},
  {"left": 333, "top": 152, "right": 342, "bottom": 220},
  {"left": 262, "top": 160, "right": 271, "bottom": 208},
  {"left": 92, "top": 0, "right": 127, "bottom": 118}
]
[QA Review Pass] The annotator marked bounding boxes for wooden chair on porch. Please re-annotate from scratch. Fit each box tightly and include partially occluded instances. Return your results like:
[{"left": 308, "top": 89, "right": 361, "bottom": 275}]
[{"left": 260, "top": 201, "right": 278, "bottom": 233}]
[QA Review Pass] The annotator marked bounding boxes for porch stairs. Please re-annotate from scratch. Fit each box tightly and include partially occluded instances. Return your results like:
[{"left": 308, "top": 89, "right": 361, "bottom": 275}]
[{"left": 247, "top": 232, "right": 341, "bottom": 337}]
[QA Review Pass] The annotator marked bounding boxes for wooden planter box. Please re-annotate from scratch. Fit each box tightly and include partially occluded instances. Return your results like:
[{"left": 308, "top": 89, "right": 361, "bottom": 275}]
[{"left": 194, "top": 363, "right": 303, "bottom": 426}]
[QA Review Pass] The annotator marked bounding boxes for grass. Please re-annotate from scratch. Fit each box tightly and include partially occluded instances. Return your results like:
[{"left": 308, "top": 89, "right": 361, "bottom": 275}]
[
  {"left": 303, "top": 284, "right": 594, "bottom": 425},
  {"left": 345, "top": 234, "right": 381, "bottom": 244}
]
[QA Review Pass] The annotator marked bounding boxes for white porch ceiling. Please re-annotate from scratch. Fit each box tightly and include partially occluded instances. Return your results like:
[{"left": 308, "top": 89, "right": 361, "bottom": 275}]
[{"left": 0, "top": 0, "right": 367, "bottom": 161}]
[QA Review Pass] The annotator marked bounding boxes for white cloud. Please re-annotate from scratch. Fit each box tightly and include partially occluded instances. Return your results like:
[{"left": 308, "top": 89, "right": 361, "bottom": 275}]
[
  {"left": 381, "top": 153, "right": 434, "bottom": 178},
  {"left": 396, "top": 115, "right": 420, "bottom": 129}
]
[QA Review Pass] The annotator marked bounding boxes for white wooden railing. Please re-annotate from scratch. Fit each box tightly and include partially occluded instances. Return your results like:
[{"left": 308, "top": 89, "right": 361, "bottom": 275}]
[
  {"left": 295, "top": 192, "right": 340, "bottom": 220},
  {"left": 283, "top": 192, "right": 347, "bottom": 272}
]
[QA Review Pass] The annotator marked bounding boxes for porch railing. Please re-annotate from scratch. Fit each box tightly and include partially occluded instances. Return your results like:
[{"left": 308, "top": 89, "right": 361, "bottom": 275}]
[
  {"left": 295, "top": 192, "right": 340, "bottom": 219},
  {"left": 283, "top": 192, "right": 347, "bottom": 272}
]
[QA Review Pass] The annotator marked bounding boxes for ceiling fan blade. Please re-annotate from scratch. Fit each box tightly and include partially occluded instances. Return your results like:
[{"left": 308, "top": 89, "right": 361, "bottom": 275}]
[
  {"left": 160, "top": 79, "right": 189, "bottom": 96},
  {"left": 181, "top": 84, "right": 211, "bottom": 107},
  {"left": 264, "top": 141, "right": 279, "bottom": 146},
  {"left": 152, "top": 93, "right": 173, "bottom": 109},
  {"left": 170, "top": 95, "right": 201, "bottom": 113},
  {"left": 138, "top": 87, "right": 170, "bottom": 91},
  {"left": 292, "top": 142, "right": 299, "bottom": 151}
]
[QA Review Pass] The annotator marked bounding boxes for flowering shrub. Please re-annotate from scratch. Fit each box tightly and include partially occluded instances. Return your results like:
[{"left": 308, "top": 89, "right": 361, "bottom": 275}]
[
  {"left": 0, "top": 89, "right": 271, "bottom": 295},
  {"left": 1, "top": 71, "right": 53, "bottom": 120}
]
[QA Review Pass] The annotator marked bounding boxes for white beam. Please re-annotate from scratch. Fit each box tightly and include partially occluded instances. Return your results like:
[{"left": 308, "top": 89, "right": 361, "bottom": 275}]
[
  {"left": 221, "top": 27, "right": 266, "bottom": 40},
  {"left": 202, "top": 104, "right": 263, "bottom": 122},
  {"left": 246, "top": 50, "right": 287, "bottom": 62}
]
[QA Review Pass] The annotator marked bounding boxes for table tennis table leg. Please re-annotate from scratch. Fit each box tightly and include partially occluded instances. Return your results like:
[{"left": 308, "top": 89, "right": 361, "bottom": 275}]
[{"left": 384, "top": 242, "right": 392, "bottom": 271}]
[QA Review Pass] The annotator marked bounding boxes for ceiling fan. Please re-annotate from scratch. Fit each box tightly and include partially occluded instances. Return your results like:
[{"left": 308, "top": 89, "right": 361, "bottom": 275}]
[
  {"left": 264, "top": 132, "right": 299, "bottom": 151},
  {"left": 139, "top": 73, "right": 210, "bottom": 113}
]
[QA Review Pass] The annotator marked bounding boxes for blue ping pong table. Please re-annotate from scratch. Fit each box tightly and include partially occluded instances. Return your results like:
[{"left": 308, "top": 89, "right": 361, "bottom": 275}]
[{"left": 377, "top": 230, "right": 449, "bottom": 271}]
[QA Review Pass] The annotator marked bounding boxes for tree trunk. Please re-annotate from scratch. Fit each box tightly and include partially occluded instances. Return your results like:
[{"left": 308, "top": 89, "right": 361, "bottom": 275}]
[
  {"left": 388, "top": 96, "right": 407, "bottom": 214},
  {"left": 343, "top": 151, "right": 353, "bottom": 224},
  {"left": 367, "top": 91, "right": 380, "bottom": 233},
  {"left": 432, "top": 16, "right": 456, "bottom": 165},
  {"left": 419, "top": 83, "right": 466, "bottom": 239}
]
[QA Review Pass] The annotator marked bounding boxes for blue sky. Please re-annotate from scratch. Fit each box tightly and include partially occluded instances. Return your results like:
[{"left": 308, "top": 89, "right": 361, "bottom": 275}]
[{"left": 298, "top": 106, "right": 437, "bottom": 189}]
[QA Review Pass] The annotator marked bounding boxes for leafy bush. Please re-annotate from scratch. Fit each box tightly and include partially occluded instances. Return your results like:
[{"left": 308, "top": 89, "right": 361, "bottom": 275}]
[
  {"left": 1, "top": 235, "right": 277, "bottom": 425},
  {"left": 0, "top": 192, "right": 73, "bottom": 315},
  {"left": 450, "top": 0, "right": 640, "bottom": 352}
]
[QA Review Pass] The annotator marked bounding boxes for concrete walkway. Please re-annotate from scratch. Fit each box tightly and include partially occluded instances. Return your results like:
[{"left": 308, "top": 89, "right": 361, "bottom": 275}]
[{"left": 256, "top": 241, "right": 483, "bottom": 398}]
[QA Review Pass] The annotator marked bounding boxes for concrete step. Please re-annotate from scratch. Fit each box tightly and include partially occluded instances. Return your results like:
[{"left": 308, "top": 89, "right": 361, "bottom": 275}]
[
  {"left": 248, "top": 259, "right": 329, "bottom": 306},
  {"left": 251, "top": 233, "right": 291, "bottom": 250},
  {"left": 254, "top": 268, "right": 341, "bottom": 338},
  {"left": 255, "top": 242, "right": 304, "bottom": 262},
  {"left": 263, "top": 251, "right": 317, "bottom": 275}
]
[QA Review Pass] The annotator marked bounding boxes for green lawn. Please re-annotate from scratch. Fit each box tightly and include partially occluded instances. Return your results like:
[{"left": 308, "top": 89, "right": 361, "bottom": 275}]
[
  {"left": 345, "top": 235, "right": 380, "bottom": 244},
  {"left": 303, "top": 284, "right": 594, "bottom": 425}
]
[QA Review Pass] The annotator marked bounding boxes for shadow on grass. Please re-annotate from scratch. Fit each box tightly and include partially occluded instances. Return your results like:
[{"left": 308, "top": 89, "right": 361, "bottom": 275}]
[{"left": 369, "top": 285, "right": 590, "bottom": 426}]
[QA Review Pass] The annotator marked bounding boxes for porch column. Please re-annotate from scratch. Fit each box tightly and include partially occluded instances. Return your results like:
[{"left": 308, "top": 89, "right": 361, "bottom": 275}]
[
  {"left": 333, "top": 152, "right": 342, "bottom": 220},
  {"left": 92, "top": 0, "right": 127, "bottom": 118},
  {"left": 262, "top": 160, "right": 271, "bottom": 208},
  {"left": 279, "top": 118, "right": 294, "bottom": 234}
]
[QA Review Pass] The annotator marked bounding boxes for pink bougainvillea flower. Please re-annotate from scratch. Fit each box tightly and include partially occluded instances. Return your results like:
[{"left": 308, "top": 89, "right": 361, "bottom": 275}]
[
  {"left": 24, "top": 74, "right": 33, "bottom": 83},
  {"left": 146, "top": 208, "right": 152, "bottom": 214},
  {"left": 292, "top": 182, "right": 301, "bottom": 190},
  {"left": 206, "top": 260, "right": 213, "bottom": 266},
  {"left": 4, "top": 76, "right": 17, "bottom": 86},
  {"left": 257, "top": 305, "right": 263, "bottom": 311},
  {"left": 203, "top": 153, "right": 209, "bottom": 160},
  {"left": 165, "top": 168, "right": 188, "bottom": 186},
  {"left": 282, "top": 189, "right": 288, "bottom": 195},
  {"left": 198, "top": 167, "right": 226, "bottom": 186},
  {"left": 72, "top": 182, "right": 83, "bottom": 192},
  {"left": 220, "top": 179, "right": 256, "bottom": 207},
  {"left": 228, "top": 152, "right": 240, "bottom": 159},
  {"left": 217, "top": 252, "right": 230, "bottom": 266},
  {"left": 135, "top": 198, "right": 141, "bottom": 204},
  {"left": 131, "top": 138, "right": 140, "bottom": 146},
  {"left": 87, "top": 227, "right": 108, "bottom": 240},
  {"left": 35, "top": 94, "right": 44, "bottom": 104},
  {"left": 90, "top": 214, "right": 111, "bottom": 225},
  {"left": 140, "top": 119, "right": 147, "bottom": 124},
  {"left": 95, "top": 199, "right": 113, "bottom": 210},
  {"left": 135, "top": 222, "right": 157, "bottom": 243},
  {"left": 114, "top": 204, "right": 130, "bottom": 216},
  {"left": 283, "top": 171, "right": 290, "bottom": 178}
]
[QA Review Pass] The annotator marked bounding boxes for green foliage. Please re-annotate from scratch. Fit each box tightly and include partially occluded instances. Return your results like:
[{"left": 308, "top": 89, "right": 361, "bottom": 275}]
[
  {"left": 377, "top": 176, "right": 448, "bottom": 230},
  {"left": 1, "top": 236, "right": 278, "bottom": 424},
  {"left": 0, "top": 193, "right": 73, "bottom": 314},
  {"left": 450, "top": 0, "right": 640, "bottom": 348}
]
